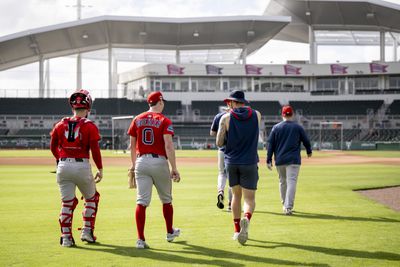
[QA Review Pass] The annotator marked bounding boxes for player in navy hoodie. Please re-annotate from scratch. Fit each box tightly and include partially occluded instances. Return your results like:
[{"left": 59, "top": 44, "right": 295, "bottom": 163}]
[{"left": 216, "top": 90, "right": 261, "bottom": 245}]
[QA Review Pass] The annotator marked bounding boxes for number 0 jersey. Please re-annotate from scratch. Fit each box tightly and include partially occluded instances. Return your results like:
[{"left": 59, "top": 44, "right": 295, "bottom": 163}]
[
  {"left": 127, "top": 111, "right": 174, "bottom": 157},
  {"left": 50, "top": 117, "right": 101, "bottom": 159}
]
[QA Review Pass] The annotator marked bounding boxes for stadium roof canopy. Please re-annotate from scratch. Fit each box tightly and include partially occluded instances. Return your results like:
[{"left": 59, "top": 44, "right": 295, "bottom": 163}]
[
  {"left": 264, "top": 0, "right": 400, "bottom": 45},
  {"left": 0, "top": 15, "right": 291, "bottom": 71}
]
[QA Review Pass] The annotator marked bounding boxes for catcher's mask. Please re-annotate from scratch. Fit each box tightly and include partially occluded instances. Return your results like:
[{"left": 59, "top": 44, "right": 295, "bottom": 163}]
[{"left": 69, "top": 89, "right": 92, "bottom": 110}]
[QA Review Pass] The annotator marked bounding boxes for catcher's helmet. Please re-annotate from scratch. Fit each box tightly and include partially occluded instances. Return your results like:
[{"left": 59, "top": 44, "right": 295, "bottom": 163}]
[{"left": 69, "top": 89, "right": 92, "bottom": 110}]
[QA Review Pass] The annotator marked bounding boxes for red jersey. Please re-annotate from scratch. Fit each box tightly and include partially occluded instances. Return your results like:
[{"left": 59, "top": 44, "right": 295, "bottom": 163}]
[
  {"left": 127, "top": 111, "right": 174, "bottom": 157},
  {"left": 50, "top": 117, "right": 101, "bottom": 159}
]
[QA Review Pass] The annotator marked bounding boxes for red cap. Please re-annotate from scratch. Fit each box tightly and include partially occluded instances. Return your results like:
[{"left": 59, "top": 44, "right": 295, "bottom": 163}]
[
  {"left": 147, "top": 91, "right": 166, "bottom": 104},
  {"left": 282, "top": 105, "right": 294, "bottom": 117}
]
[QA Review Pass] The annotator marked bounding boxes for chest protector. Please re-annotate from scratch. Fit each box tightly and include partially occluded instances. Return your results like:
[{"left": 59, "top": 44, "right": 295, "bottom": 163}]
[{"left": 60, "top": 117, "right": 88, "bottom": 150}]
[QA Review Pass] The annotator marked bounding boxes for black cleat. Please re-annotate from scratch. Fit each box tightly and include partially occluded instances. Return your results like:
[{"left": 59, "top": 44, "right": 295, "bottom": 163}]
[{"left": 217, "top": 193, "right": 224, "bottom": 209}]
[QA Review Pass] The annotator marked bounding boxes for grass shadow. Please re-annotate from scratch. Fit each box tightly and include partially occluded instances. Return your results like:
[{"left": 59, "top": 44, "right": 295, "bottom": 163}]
[
  {"left": 76, "top": 240, "right": 329, "bottom": 266},
  {"left": 256, "top": 210, "right": 400, "bottom": 223},
  {"left": 248, "top": 239, "right": 400, "bottom": 261}
]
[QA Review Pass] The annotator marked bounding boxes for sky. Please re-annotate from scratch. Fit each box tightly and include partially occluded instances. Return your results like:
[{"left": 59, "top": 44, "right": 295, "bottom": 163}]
[{"left": 0, "top": 0, "right": 399, "bottom": 95}]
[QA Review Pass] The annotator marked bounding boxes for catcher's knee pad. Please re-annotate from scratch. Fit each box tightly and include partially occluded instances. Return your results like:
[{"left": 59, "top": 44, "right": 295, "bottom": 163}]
[
  {"left": 59, "top": 197, "right": 78, "bottom": 237},
  {"left": 82, "top": 191, "right": 100, "bottom": 230}
]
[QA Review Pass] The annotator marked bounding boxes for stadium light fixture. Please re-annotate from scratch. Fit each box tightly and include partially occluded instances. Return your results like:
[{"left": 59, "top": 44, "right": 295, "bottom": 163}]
[
  {"left": 193, "top": 30, "right": 200, "bottom": 37},
  {"left": 305, "top": 11, "right": 311, "bottom": 16},
  {"left": 81, "top": 33, "right": 89, "bottom": 39},
  {"left": 139, "top": 31, "right": 147, "bottom": 37}
]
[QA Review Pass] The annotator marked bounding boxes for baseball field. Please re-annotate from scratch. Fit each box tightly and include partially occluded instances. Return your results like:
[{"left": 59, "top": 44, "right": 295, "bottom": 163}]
[{"left": 0, "top": 149, "right": 399, "bottom": 267}]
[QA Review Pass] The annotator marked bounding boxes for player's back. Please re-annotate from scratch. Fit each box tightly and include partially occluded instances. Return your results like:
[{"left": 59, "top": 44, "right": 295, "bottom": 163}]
[{"left": 130, "top": 111, "right": 174, "bottom": 157}]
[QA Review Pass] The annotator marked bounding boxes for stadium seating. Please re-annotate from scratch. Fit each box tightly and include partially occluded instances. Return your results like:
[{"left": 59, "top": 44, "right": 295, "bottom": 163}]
[
  {"left": 0, "top": 129, "right": 9, "bottom": 135},
  {"left": 0, "top": 98, "right": 70, "bottom": 115},
  {"left": 191, "top": 101, "right": 223, "bottom": 116},
  {"left": 15, "top": 129, "right": 52, "bottom": 136},
  {"left": 248, "top": 101, "right": 282, "bottom": 116},
  {"left": 361, "top": 129, "right": 400, "bottom": 141},
  {"left": 386, "top": 100, "right": 400, "bottom": 115},
  {"left": 92, "top": 98, "right": 182, "bottom": 116},
  {"left": 289, "top": 100, "right": 384, "bottom": 116}
]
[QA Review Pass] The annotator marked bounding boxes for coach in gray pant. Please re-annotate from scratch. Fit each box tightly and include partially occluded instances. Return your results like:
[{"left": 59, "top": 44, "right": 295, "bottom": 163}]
[{"left": 266, "top": 105, "right": 312, "bottom": 215}]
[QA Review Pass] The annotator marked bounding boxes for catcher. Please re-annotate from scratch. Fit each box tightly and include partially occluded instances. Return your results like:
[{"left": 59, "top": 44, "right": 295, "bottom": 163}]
[{"left": 50, "top": 89, "right": 103, "bottom": 247}]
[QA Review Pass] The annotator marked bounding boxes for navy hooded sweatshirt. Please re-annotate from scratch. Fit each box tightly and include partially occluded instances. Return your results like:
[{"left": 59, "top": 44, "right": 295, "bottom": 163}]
[{"left": 224, "top": 107, "right": 259, "bottom": 165}]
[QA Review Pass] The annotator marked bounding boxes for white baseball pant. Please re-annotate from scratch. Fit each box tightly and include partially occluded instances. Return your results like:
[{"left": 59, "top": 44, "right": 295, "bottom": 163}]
[{"left": 276, "top": 164, "right": 300, "bottom": 210}]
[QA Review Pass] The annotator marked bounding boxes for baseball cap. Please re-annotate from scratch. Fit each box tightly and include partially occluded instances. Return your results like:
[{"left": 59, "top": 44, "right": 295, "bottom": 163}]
[
  {"left": 282, "top": 105, "right": 294, "bottom": 117},
  {"left": 147, "top": 91, "right": 167, "bottom": 104},
  {"left": 223, "top": 90, "right": 249, "bottom": 104}
]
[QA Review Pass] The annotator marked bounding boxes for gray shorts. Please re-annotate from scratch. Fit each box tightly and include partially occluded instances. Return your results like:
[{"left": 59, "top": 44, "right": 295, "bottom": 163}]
[{"left": 226, "top": 163, "right": 259, "bottom": 190}]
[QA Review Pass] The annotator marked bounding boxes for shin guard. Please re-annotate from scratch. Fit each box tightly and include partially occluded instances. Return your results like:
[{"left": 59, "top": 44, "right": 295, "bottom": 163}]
[
  {"left": 59, "top": 197, "right": 78, "bottom": 242},
  {"left": 82, "top": 191, "right": 100, "bottom": 231}
]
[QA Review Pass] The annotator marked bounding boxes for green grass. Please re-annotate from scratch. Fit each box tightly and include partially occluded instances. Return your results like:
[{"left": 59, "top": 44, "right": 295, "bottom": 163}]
[{"left": 0, "top": 151, "right": 399, "bottom": 266}]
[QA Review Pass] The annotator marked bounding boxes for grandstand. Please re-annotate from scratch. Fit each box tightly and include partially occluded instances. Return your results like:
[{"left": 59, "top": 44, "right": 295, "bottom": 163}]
[{"left": 1, "top": 0, "right": 400, "bottom": 150}]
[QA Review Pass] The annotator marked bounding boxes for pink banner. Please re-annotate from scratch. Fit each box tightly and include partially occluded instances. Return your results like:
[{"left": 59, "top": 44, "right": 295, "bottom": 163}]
[
  {"left": 369, "top": 62, "right": 388, "bottom": 73},
  {"left": 284, "top": 64, "right": 301, "bottom": 75},
  {"left": 167, "top": 64, "right": 184, "bottom": 75},
  {"left": 205, "top": 64, "right": 223, "bottom": 75},
  {"left": 245, "top": 64, "right": 262, "bottom": 75},
  {"left": 330, "top": 64, "right": 348, "bottom": 74}
]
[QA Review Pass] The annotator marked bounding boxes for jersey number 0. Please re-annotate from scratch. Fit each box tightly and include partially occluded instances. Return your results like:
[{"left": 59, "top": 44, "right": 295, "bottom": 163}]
[{"left": 142, "top": 128, "right": 154, "bottom": 145}]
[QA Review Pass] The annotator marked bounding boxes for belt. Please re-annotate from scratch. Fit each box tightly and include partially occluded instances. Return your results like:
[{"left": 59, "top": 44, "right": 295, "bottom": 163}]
[
  {"left": 137, "top": 153, "right": 160, "bottom": 158},
  {"left": 60, "top": 158, "right": 86, "bottom": 162}
]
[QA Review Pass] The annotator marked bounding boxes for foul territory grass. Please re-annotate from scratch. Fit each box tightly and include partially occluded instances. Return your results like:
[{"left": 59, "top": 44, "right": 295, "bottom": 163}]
[{"left": 0, "top": 150, "right": 399, "bottom": 266}]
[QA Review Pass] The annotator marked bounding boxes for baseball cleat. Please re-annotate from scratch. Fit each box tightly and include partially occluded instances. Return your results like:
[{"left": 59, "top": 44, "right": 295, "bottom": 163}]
[
  {"left": 136, "top": 239, "right": 150, "bottom": 249},
  {"left": 232, "top": 232, "right": 239, "bottom": 240},
  {"left": 227, "top": 201, "right": 232, "bottom": 212},
  {"left": 283, "top": 207, "right": 293, "bottom": 215},
  {"left": 217, "top": 193, "right": 224, "bottom": 209},
  {"left": 166, "top": 228, "right": 181, "bottom": 242},
  {"left": 80, "top": 228, "right": 96, "bottom": 243},
  {"left": 60, "top": 236, "right": 75, "bottom": 247},
  {"left": 237, "top": 217, "right": 249, "bottom": 245}
]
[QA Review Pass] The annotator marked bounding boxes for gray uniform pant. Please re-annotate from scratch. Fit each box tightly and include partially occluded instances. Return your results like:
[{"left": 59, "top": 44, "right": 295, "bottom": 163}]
[
  {"left": 276, "top": 164, "right": 300, "bottom": 210},
  {"left": 135, "top": 155, "right": 172, "bottom": 207},
  {"left": 57, "top": 158, "right": 96, "bottom": 200}
]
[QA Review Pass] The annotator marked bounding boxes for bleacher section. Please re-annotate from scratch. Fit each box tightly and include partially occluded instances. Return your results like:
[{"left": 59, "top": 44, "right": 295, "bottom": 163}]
[
  {"left": 248, "top": 101, "right": 281, "bottom": 116},
  {"left": 191, "top": 100, "right": 282, "bottom": 116},
  {"left": 290, "top": 100, "right": 384, "bottom": 116},
  {"left": 361, "top": 129, "right": 400, "bottom": 142},
  {"left": 0, "top": 98, "right": 70, "bottom": 115},
  {"left": 306, "top": 129, "right": 361, "bottom": 142},
  {"left": 191, "top": 101, "right": 223, "bottom": 116},
  {"left": 92, "top": 98, "right": 182, "bottom": 116},
  {"left": 15, "top": 129, "right": 52, "bottom": 136},
  {"left": 386, "top": 100, "right": 400, "bottom": 115}
]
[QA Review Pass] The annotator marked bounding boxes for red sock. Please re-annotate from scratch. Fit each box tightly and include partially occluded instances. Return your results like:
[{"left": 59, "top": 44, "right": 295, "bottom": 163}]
[
  {"left": 245, "top": 212, "right": 252, "bottom": 221},
  {"left": 234, "top": 218, "right": 241, "bottom": 233},
  {"left": 163, "top": 203, "right": 174, "bottom": 234},
  {"left": 135, "top": 204, "right": 146, "bottom": 240}
]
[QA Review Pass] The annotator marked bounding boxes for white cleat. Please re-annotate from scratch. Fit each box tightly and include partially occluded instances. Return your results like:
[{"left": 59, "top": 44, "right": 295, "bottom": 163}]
[
  {"left": 238, "top": 217, "right": 249, "bottom": 245},
  {"left": 166, "top": 228, "right": 181, "bottom": 242},
  {"left": 80, "top": 228, "right": 96, "bottom": 243},
  {"left": 232, "top": 232, "right": 239, "bottom": 240},
  {"left": 283, "top": 207, "right": 293, "bottom": 215},
  {"left": 60, "top": 236, "right": 75, "bottom": 247},
  {"left": 136, "top": 239, "right": 150, "bottom": 249}
]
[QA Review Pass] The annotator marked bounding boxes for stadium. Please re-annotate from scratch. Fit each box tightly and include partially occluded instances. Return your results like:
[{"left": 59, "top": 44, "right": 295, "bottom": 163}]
[
  {"left": 0, "top": 0, "right": 399, "bottom": 151},
  {"left": 0, "top": 0, "right": 399, "bottom": 266}
]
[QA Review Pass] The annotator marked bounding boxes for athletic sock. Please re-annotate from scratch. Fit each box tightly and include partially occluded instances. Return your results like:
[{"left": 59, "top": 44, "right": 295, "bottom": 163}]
[
  {"left": 162, "top": 203, "right": 174, "bottom": 234},
  {"left": 135, "top": 204, "right": 146, "bottom": 240},
  {"left": 234, "top": 218, "right": 241, "bottom": 232},
  {"left": 244, "top": 212, "right": 252, "bottom": 221}
]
